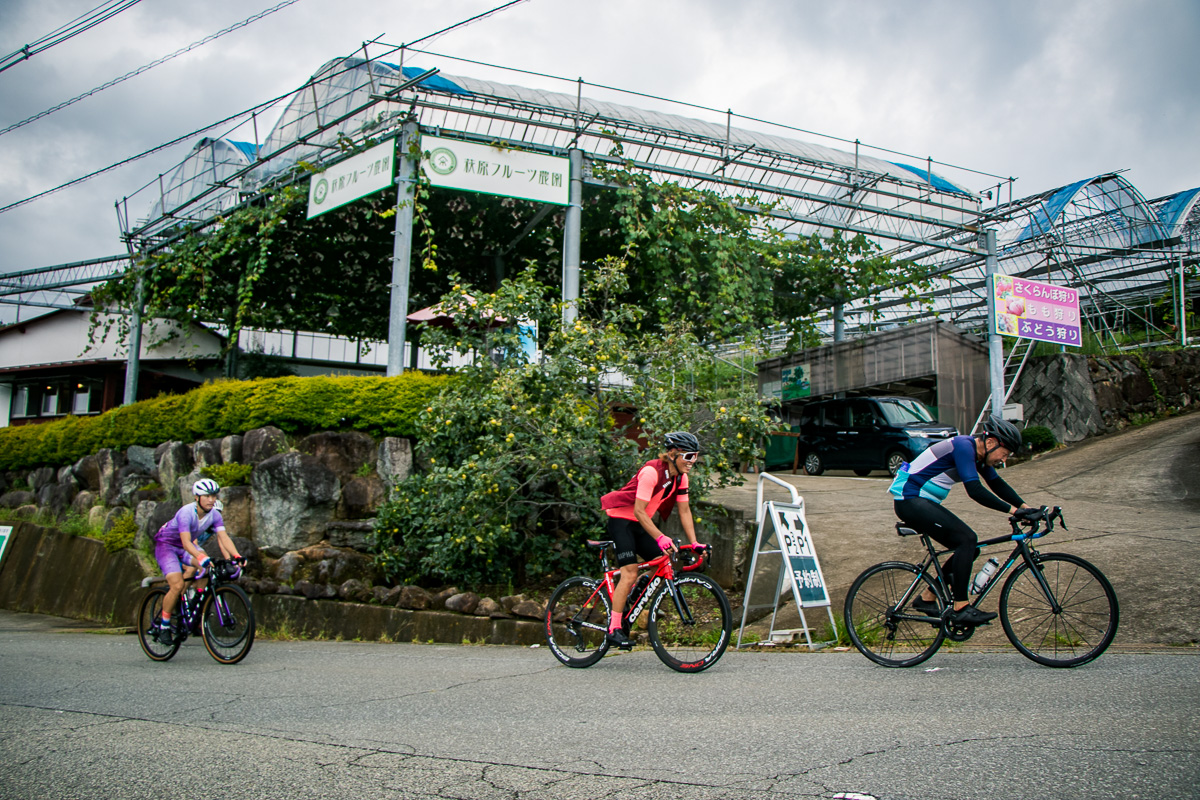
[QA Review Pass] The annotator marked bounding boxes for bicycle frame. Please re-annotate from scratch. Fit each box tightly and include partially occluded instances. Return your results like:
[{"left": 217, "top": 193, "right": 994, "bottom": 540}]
[
  {"left": 169, "top": 560, "right": 242, "bottom": 638},
  {"left": 590, "top": 542, "right": 706, "bottom": 631},
  {"left": 899, "top": 516, "right": 1060, "bottom": 624}
]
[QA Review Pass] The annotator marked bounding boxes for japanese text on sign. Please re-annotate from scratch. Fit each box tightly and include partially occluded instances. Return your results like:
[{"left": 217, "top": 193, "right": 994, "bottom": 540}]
[
  {"left": 306, "top": 139, "right": 396, "bottom": 219},
  {"left": 771, "top": 504, "right": 830, "bottom": 607},
  {"left": 420, "top": 135, "right": 570, "bottom": 206},
  {"left": 991, "top": 273, "right": 1082, "bottom": 347}
]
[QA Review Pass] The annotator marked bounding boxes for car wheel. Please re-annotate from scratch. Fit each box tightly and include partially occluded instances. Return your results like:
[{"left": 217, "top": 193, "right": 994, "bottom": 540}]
[
  {"left": 803, "top": 452, "right": 824, "bottom": 476},
  {"left": 886, "top": 451, "right": 907, "bottom": 477},
  {"left": 853, "top": 468, "right": 872, "bottom": 477}
]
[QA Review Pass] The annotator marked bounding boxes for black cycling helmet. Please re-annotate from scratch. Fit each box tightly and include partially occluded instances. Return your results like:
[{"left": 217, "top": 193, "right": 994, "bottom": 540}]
[
  {"left": 982, "top": 414, "right": 1023, "bottom": 453},
  {"left": 663, "top": 431, "right": 700, "bottom": 453}
]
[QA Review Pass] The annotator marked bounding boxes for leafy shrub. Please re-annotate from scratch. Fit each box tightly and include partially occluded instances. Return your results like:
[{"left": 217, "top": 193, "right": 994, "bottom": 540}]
[
  {"left": 371, "top": 261, "right": 773, "bottom": 588},
  {"left": 0, "top": 372, "right": 451, "bottom": 471},
  {"left": 103, "top": 513, "right": 137, "bottom": 553},
  {"left": 58, "top": 510, "right": 98, "bottom": 537},
  {"left": 1022, "top": 425, "right": 1057, "bottom": 453},
  {"left": 201, "top": 462, "right": 255, "bottom": 487}
]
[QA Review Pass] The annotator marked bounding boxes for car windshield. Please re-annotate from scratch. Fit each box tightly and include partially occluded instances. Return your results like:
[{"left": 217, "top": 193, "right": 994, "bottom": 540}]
[{"left": 879, "top": 399, "right": 936, "bottom": 425}]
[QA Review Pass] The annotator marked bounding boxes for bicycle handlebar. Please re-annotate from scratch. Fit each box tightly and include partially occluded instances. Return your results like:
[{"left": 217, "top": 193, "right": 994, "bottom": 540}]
[
  {"left": 672, "top": 541, "right": 710, "bottom": 572},
  {"left": 1007, "top": 505, "right": 1066, "bottom": 539}
]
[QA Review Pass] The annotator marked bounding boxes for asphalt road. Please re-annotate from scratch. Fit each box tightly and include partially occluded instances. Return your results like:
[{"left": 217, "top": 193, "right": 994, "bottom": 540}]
[{"left": 1, "top": 613, "right": 1197, "bottom": 800}]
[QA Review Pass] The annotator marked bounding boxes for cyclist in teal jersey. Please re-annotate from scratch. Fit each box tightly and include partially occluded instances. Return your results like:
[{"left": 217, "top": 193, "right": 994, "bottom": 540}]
[{"left": 889, "top": 415, "right": 1035, "bottom": 626}]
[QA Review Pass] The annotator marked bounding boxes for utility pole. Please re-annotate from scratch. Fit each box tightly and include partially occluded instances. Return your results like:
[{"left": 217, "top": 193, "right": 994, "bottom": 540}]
[
  {"left": 983, "top": 229, "right": 1004, "bottom": 419},
  {"left": 561, "top": 148, "right": 582, "bottom": 326},
  {"left": 386, "top": 119, "right": 419, "bottom": 375}
]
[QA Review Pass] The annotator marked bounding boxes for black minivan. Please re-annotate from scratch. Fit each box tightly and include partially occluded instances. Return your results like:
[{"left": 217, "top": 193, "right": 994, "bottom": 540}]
[{"left": 794, "top": 396, "right": 957, "bottom": 477}]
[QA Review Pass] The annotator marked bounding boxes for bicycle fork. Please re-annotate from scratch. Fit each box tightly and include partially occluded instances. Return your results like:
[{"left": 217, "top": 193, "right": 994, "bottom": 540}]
[
  {"left": 661, "top": 580, "right": 695, "bottom": 626},
  {"left": 1015, "top": 543, "right": 1063, "bottom": 614}
]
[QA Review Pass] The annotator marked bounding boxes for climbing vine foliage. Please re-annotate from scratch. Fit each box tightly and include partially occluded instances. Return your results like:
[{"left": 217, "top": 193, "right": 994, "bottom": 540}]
[{"left": 369, "top": 259, "right": 773, "bottom": 588}]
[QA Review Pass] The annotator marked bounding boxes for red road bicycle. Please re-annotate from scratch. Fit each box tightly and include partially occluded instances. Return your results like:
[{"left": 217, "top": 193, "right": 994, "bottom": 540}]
[{"left": 544, "top": 540, "right": 732, "bottom": 673}]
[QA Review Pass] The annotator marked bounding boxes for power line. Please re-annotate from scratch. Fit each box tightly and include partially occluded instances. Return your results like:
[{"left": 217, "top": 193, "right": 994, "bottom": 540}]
[
  {"left": 0, "top": 0, "right": 531, "bottom": 216},
  {"left": 0, "top": 0, "right": 146, "bottom": 74},
  {"left": 0, "top": 0, "right": 303, "bottom": 139},
  {"left": 0, "top": 102, "right": 278, "bottom": 215}
]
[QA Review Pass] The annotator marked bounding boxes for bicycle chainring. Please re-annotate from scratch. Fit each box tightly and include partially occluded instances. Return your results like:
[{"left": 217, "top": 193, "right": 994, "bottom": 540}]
[{"left": 945, "top": 621, "right": 975, "bottom": 642}]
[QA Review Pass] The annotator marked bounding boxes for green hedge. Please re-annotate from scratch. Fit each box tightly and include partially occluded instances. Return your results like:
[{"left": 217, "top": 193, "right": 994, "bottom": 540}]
[{"left": 0, "top": 373, "right": 453, "bottom": 471}]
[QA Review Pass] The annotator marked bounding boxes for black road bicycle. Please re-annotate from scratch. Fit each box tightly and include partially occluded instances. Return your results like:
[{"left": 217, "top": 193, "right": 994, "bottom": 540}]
[
  {"left": 844, "top": 506, "right": 1118, "bottom": 668},
  {"left": 137, "top": 558, "right": 255, "bottom": 665}
]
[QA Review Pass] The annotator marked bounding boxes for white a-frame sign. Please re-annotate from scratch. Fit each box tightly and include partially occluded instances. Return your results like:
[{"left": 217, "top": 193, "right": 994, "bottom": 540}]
[{"left": 737, "top": 473, "right": 836, "bottom": 650}]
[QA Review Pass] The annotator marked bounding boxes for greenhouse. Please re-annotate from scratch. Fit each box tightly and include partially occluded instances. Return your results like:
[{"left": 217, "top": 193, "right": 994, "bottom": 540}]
[{"left": 4, "top": 47, "right": 1196, "bottom": 356}]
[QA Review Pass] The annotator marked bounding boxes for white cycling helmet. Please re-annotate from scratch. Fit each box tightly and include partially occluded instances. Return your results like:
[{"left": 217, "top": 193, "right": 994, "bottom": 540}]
[{"left": 193, "top": 478, "right": 220, "bottom": 497}]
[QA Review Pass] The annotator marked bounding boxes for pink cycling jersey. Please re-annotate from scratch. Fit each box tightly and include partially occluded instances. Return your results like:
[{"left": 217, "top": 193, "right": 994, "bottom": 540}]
[{"left": 602, "top": 459, "right": 688, "bottom": 522}]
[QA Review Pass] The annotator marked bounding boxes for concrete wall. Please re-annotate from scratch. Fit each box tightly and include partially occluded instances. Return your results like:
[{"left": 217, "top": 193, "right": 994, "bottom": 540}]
[{"left": 0, "top": 522, "right": 146, "bottom": 626}]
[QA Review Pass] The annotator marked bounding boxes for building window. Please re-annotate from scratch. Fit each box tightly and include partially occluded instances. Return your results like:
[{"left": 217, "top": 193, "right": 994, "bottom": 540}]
[
  {"left": 71, "top": 382, "right": 102, "bottom": 415},
  {"left": 12, "top": 385, "right": 34, "bottom": 418},
  {"left": 40, "top": 385, "right": 60, "bottom": 416},
  {"left": 72, "top": 385, "right": 90, "bottom": 415}
]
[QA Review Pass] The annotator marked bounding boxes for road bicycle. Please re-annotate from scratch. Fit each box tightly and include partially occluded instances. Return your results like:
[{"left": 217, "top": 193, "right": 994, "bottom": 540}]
[
  {"left": 544, "top": 540, "right": 732, "bottom": 673},
  {"left": 844, "top": 506, "right": 1118, "bottom": 668},
  {"left": 137, "top": 557, "right": 256, "bottom": 664}
]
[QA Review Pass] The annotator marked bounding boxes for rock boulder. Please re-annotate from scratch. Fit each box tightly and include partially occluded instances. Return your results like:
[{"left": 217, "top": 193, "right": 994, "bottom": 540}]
[
  {"left": 156, "top": 442, "right": 194, "bottom": 501},
  {"left": 377, "top": 437, "right": 413, "bottom": 485},
  {"left": 72, "top": 454, "right": 101, "bottom": 491},
  {"left": 251, "top": 452, "right": 340, "bottom": 556},
  {"left": 243, "top": 426, "right": 286, "bottom": 464},
  {"left": 297, "top": 431, "right": 375, "bottom": 484}
]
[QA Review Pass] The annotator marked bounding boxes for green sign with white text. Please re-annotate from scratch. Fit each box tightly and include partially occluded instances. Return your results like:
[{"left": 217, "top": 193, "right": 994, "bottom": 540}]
[{"left": 420, "top": 135, "right": 570, "bottom": 205}]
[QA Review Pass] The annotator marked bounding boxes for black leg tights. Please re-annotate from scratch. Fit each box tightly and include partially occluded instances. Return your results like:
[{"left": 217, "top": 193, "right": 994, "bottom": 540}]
[{"left": 894, "top": 498, "right": 980, "bottom": 602}]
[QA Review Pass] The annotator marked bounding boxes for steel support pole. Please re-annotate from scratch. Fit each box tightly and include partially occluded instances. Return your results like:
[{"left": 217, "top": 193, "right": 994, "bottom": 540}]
[
  {"left": 561, "top": 148, "right": 583, "bottom": 326},
  {"left": 123, "top": 271, "right": 144, "bottom": 405},
  {"left": 387, "top": 120, "right": 418, "bottom": 376},
  {"left": 983, "top": 229, "right": 1004, "bottom": 419},
  {"left": 1181, "top": 257, "right": 1188, "bottom": 346}
]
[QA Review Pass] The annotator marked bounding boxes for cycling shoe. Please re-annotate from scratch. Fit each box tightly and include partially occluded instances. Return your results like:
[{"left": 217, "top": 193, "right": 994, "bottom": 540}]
[
  {"left": 950, "top": 606, "right": 996, "bottom": 626},
  {"left": 912, "top": 596, "right": 941, "bottom": 616},
  {"left": 605, "top": 629, "right": 633, "bottom": 650}
]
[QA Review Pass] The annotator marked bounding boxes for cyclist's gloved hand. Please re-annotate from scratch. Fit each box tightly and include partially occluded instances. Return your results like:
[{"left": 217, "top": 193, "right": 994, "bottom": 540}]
[
  {"left": 655, "top": 534, "right": 675, "bottom": 553},
  {"left": 1013, "top": 507, "right": 1042, "bottom": 521},
  {"left": 199, "top": 557, "right": 212, "bottom": 569}
]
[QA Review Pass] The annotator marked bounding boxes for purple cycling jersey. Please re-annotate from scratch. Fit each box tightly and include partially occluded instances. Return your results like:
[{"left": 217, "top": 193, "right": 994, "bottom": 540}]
[{"left": 155, "top": 502, "right": 225, "bottom": 549}]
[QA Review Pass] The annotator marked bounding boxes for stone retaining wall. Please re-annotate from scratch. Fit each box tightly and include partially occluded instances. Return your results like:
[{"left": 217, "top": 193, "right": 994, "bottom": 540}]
[{"left": 1013, "top": 350, "right": 1198, "bottom": 443}]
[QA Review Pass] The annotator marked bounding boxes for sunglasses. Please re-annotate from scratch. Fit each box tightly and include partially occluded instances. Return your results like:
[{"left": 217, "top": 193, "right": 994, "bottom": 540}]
[{"left": 679, "top": 451, "right": 700, "bottom": 464}]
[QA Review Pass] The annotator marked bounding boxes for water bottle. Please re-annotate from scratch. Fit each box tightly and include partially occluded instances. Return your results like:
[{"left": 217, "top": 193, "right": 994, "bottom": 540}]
[
  {"left": 971, "top": 558, "right": 1000, "bottom": 594},
  {"left": 629, "top": 574, "right": 651, "bottom": 605}
]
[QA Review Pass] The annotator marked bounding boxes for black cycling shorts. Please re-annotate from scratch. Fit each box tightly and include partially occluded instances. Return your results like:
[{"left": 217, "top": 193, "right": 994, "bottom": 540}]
[{"left": 607, "top": 516, "right": 664, "bottom": 567}]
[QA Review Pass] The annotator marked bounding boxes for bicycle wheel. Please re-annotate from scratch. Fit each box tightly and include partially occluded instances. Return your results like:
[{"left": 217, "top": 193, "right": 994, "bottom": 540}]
[
  {"left": 201, "top": 585, "right": 255, "bottom": 664},
  {"left": 545, "top": 576, "right": 612, "bottom": 668},
  {"left": 999, "top": 553, "right": 1118, "bottom": 667},
  {"left": 844, "top": 562, "right": 946, "bottom": 668},
  {"left": 646, "top": 574, "right": 732, "bottom": 673},
  {"left": 137, "top": 588, "right": 180, "bottom": 662}
]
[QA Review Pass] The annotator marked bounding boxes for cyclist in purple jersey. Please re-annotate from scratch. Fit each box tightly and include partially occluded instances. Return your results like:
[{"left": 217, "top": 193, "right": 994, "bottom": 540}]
[
  {"left": 888, "top": 415, "right": 1034, "bottom": 626},
  {"left": 153, "top": 478, "right": 243, "bottom": 644}
]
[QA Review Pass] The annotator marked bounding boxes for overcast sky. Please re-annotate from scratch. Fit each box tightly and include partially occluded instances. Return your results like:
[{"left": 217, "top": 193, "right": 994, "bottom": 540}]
[{"left": 1, "top": 0, "right": 1197, "bottom": 318}]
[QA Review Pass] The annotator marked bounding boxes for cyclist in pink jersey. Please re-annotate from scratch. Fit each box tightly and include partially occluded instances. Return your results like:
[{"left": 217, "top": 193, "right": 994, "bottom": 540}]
[
  {"left": 600, "top": 431, "right": 701, "bottom": 649},
  {"left": 152, "top": 478, "right": 243, "bottom": 645}
]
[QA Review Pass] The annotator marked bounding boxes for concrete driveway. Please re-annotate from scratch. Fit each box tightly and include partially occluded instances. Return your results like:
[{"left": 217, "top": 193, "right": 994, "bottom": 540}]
[{"left": 709, "top": 411, "right": 1200, "bottom": 647}]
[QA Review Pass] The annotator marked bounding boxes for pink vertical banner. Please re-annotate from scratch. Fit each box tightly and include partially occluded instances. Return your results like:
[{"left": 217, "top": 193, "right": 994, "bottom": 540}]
[{"left": 991, "top": 274, "right": 1082, "bottom": 347}]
